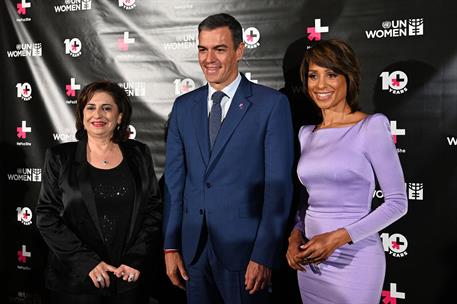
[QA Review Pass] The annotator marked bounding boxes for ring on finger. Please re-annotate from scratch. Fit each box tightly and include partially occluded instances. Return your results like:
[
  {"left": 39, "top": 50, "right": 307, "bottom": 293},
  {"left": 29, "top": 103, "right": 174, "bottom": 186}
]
[
  {"left": 128, "top": 273, "right": 135, "bottom": 282},
  {"left": 96, "top": 275, "right": 103, "bottom": 282}
]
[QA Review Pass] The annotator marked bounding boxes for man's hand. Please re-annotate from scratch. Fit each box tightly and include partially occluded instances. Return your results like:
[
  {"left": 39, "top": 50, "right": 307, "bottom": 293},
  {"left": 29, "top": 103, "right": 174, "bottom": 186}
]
[
  {"left": 244, "top": 260, "right": 271, "bottom": 295},
  {"left": 286, "top": 228, "right": 306, "bottom": 271},
  {"left": 165, "top": 251, "right": 189, "bottom": 290}
]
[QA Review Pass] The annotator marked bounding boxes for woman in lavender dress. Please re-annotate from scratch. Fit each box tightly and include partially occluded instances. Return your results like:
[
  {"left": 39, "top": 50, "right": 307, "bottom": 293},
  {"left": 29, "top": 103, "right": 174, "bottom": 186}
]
[{"left": 285, "top": 39, "right": 408, "bottom": 303}]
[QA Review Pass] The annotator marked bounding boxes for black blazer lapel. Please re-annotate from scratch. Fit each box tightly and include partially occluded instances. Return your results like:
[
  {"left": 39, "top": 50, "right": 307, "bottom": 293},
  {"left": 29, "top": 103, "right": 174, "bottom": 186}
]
[
  {"left": 191, "top": 86, "right": 210, "bottom": 166},
  {"left": 121, "top": 142, "right": 142, "bottom": 245},
  {"left": 74, "top": 140, "right": 105, "bottom": 242},
  {"left": 208, "top": 76, "right": 252, "bottom": 170}
]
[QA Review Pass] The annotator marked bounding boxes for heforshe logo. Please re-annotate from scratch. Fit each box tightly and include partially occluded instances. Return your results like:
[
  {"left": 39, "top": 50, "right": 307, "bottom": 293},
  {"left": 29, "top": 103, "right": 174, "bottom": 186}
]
[
  {"left": 118, "top": 32, "right": 135, "bottom": 51},
  {"left": 66, "top": 78, "right": 81, "bottom": 97},
  {"left": 390, "top": 121, "right": 405, "bottom": 144},
  {"left": 17, "top": 121, "right": 31, "bottom": 139},
  {"left": 17, "top": 0, "right": 31, "bottom": 15},
  {"left": 17, "top": 245, "right": 31, "bottom": 263},
  {"left": 307, "top": 19, "right": 329, "bottom": 41},
  {"left": 382, "top": 283, "right": 405, "bottom": 303}
]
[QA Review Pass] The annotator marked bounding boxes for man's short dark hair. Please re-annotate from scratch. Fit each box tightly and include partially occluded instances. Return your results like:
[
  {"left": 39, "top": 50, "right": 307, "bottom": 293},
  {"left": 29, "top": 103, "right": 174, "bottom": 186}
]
[{"left": 198, "top": 13, "right": 243, "bottom": 48}]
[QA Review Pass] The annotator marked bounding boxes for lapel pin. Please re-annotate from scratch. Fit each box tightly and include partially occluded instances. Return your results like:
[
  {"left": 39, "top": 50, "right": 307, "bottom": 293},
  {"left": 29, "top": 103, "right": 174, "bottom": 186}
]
[{"left": 239, "top": 103, "right": 244, "bottom": 109}]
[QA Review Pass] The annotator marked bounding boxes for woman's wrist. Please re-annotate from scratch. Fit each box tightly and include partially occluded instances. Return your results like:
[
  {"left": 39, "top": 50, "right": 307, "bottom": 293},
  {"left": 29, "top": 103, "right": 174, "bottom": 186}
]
[{"left": 334, "top": 228, "right": 352, "bottom": 246}]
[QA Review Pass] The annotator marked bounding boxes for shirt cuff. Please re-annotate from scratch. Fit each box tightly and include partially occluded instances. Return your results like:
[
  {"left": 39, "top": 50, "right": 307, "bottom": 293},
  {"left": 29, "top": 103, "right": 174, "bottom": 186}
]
[{"left": 164, "top": 249, "right": 179, "bottom": 254}]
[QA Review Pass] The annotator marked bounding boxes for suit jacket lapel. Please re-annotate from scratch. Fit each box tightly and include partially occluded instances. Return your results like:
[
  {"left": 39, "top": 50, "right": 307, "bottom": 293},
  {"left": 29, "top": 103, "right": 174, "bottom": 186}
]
[
  {"left": 191, "top": 86, "right": 210, "bottom": 166},
  {"left": 208, "top": 76, "right": 252, "bottom": 170},
  {"left": 74, "top": 140, "right": 105, "bottom": 242}
]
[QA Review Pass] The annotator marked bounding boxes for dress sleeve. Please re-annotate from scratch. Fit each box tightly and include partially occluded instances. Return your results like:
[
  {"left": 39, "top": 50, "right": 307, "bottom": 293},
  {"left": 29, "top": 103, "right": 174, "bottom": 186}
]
[{"left": 345, "top": 114, "right": 408, "bottom": 243}]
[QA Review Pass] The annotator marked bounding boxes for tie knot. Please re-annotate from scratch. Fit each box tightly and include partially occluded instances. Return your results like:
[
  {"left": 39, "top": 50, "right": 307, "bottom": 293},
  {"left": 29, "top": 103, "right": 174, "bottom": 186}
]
[{"left": 211, "top": 91, "right": 225, "bottom": 105}]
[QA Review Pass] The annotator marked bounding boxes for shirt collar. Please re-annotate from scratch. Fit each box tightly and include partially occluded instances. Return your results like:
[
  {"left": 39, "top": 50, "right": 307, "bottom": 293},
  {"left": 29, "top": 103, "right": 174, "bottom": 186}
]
[{"left": 207, "top": 73, "right": 242, "bottom": 101}]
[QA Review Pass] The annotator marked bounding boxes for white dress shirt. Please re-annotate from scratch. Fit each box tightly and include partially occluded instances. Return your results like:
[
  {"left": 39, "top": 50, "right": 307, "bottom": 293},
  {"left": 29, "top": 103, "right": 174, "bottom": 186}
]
[{"left": 207, "top": 73, "right": 242, "bottom": 121}]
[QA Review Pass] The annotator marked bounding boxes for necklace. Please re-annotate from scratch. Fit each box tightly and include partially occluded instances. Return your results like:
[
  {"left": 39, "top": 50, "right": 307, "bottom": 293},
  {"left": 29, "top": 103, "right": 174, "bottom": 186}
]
[
  {"left": 88, "top": 143, "right": 114, "bottom": 166},
  {"left": 100, "top": 148, "right": 112, "bottom": 165}
]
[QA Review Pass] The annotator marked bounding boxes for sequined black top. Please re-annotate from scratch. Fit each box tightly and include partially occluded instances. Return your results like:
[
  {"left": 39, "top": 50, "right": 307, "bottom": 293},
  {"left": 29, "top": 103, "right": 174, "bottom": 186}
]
[{"left": 89, "top": 159, "right": 134, "bottom": 266}]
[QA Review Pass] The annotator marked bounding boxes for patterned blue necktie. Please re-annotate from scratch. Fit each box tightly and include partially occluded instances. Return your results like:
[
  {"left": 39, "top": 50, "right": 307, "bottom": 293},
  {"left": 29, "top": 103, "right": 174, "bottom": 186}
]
[{"left": 209, "top": 91, "right": 225, "bottom": 149}]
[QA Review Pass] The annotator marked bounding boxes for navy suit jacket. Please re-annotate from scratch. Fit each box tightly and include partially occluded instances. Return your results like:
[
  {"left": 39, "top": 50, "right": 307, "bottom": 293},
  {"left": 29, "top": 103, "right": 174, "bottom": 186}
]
[
  {"left": 164, "top": 75, "right": 294, "bottom": 271},
  {"left": 36, "top": 139, "right": 162, "bottom": 294}
]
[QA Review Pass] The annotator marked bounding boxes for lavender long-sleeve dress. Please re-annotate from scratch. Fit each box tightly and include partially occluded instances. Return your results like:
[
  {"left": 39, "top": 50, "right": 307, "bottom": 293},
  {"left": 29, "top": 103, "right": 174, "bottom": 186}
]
[{"left": 295, "top": 114, "right": 407, "bottom": 304}]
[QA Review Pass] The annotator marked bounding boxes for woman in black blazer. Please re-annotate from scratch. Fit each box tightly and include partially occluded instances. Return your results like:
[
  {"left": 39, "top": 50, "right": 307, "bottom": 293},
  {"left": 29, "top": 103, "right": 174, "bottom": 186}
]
[{"left": 36, "top": 81, "right": 162, "bottom": 304}]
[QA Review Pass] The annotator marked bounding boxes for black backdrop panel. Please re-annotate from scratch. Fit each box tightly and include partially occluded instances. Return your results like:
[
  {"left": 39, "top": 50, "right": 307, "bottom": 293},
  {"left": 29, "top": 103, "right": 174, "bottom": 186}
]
[{"left": 1, "top": 0, "right": 456, "bottom": 303}]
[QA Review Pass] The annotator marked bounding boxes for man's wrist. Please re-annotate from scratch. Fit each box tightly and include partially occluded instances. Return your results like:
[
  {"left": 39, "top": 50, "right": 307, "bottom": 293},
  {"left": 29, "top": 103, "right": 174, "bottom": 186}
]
[{"left": 288, "top": 229, "right": 303, "bottom": 243}]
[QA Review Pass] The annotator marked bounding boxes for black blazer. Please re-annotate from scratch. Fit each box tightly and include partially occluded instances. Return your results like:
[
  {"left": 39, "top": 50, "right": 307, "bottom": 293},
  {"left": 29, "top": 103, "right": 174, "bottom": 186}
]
[{"left": 36, "top": 139, "right": 162, "bottom": 295}]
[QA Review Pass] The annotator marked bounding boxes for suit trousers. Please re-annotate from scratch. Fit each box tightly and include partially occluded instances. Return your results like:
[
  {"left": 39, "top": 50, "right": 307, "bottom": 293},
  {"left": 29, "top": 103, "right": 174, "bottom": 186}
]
[{"left": 186, "top": 228, "right": 271, "bottom": 304}]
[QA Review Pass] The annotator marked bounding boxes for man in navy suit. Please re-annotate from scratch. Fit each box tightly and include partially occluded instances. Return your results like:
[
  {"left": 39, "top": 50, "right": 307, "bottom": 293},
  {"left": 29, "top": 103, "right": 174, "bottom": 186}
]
[{"left": 163, "top": 13, "right": 294, "bottom": 303}]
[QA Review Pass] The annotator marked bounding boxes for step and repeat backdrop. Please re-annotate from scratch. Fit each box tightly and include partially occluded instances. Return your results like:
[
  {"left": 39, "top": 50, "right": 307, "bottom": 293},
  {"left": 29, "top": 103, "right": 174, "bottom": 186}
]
[{"left": 1, "top": 0, "right": 456, "bottom": 303}]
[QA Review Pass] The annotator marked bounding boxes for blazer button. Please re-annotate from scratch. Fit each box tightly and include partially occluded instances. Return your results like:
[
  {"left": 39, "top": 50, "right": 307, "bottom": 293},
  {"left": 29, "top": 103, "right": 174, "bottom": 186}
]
[
  {"left": 206, "top": 182, "right": 212, "bottom": 188},
  {"left": 199, "top": 209, "right": 203, "bottom": 215}
]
